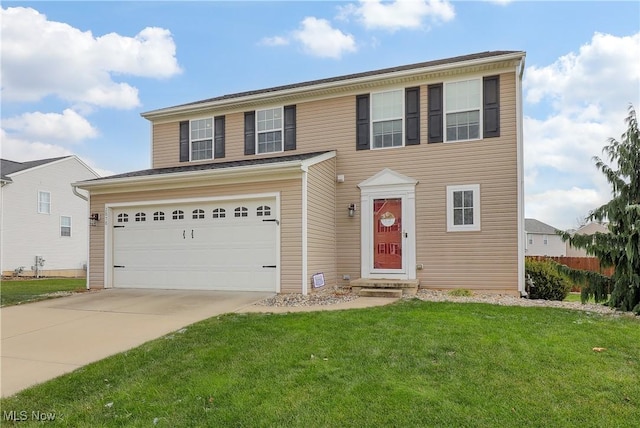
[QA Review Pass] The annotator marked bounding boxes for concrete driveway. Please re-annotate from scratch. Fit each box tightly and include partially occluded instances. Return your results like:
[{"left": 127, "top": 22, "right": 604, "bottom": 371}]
[{"left": 1, "top": 288, "right": 272, "bottom": 397}]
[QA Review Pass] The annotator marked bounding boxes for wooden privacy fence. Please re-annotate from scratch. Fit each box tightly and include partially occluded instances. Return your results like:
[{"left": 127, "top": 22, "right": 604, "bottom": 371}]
[{"left": 526, "top": 256, "right": 614, "bottom": 277}]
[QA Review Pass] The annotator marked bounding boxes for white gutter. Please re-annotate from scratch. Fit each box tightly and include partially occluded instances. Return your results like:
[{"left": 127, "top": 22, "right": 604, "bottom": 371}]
[
  {"left": 73, "top": 153, "right": 336, "bottom": 191},
  {"left": 301, "top": 166, "right": 309, "bottom": 296},
  {"left": 516, "top": 55, "right": 527, "bottom": 297},
  {"left": 142, "top": 52, "right": 526, "bottom": 120},
  {"left": 72, "top": 184, "right": 88, "bottom": 201}
]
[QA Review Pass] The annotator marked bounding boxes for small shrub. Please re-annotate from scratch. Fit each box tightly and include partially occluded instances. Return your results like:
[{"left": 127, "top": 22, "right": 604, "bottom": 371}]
[
  {"left": 525, "top": 259, "right": 573, "bottom": 301},
  {"left": 448, "top": 288, "right": 473, "bottom": 297}
]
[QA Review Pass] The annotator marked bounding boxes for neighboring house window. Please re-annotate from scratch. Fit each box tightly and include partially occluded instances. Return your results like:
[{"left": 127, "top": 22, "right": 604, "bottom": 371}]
[
  {"left": 256, "top": 205, "right": 271, "bottom": 217},
  {"left": 543, "top": 235, "right": 548, "bottom": 245},
  {"left": 38, "top": 191, "right": 51, "bottom": 214},
  {"left": 117, "top": 213, "right": 129, "bottom": 223},
  {"left": 172, "top": 210, "right": 184, "bottom": 220},
  {"left": 192, "top": 209, "right": 205, "bottom": 219},
  {"left": 153, "top": 211, "right": 165, "bottom": 221},
  {"left": 234, "top": 207, "right": 248, "bottom": 218},
  {"left": 372, "top": 90, "right": 403, "bottom": 149},
  {"left": 446, "top": 184, "right": 481, "bottom": 232},
  {"left": 60, "top": 216, "right": 71, "bottom": 237},
  {"left": 135, "top": 212, "right": 146, "bottom": 222},
  {"left": 190, "top": 118, "right": 213, "bottom": 161},
  {"left": 445, "top": 79, "right": 481, "bottom": 142},
  {"left": 528, "top": 234, "right": 534, "bottom": 245},
  {"left": 212, "top": 208, "right": 226, "bottom": 219},
  {"left": 257, "top": 107, "right": 283, "bottom": 154}
]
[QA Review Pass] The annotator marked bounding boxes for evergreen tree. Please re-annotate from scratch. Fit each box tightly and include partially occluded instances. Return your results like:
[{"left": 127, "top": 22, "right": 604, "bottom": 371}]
[{"left": 561, "top": 106, "right": 640, "bottom": 313}]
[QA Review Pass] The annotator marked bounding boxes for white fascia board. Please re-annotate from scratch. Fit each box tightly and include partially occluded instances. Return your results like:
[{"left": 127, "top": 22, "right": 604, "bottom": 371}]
[
  {"left": 7, "top": 155, "right": 99, "bottom": 180},
  {"left": 142, "top": 52, "right": 526, "bottom": 121},
  {"left": 300, "top": 151, "right": 336, "bottom": 170},
  {"left": 73, "top": 158, "right": 310, "bottom": 192}
]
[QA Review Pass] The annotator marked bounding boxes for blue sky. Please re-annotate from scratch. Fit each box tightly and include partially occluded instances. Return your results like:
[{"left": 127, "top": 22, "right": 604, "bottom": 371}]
[{"left": 2, "top": 1, "right": 639, "bottom": 230}]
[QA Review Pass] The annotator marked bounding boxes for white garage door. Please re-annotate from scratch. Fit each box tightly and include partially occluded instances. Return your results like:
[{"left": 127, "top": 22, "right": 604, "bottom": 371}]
[{"left": 111, "top": 198, "right": 278, "bottom": 291}]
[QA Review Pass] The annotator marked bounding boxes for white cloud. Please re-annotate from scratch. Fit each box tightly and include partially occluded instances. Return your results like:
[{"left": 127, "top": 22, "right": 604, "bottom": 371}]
[
  {"left": 338, "top": 0, "right": 455, "bottom": 31},
  {"left": 259, "top": 36, "right": 290, "bottom": 47},
  {"left": 0, "top": 6, "right": 182, "bottom": 109},
  {"left": 2, "top": 109, "right": 98, "bottom": 143},
  {"left": 292, "top": 17, "right": 357, "bottom": 59},
  {"left": 523, "top": 32, "right": 640, "bottom": 230}
]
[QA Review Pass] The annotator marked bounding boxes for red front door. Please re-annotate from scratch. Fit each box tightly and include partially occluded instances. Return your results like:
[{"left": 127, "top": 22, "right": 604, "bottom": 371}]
[{"left": 373, "top": 198, "right": 402, "bottom": 270}]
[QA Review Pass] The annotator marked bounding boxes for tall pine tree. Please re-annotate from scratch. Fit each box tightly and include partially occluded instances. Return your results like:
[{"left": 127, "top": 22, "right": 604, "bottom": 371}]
[{"left": 561, "top": 106, "right": 640, "bottom": 313}]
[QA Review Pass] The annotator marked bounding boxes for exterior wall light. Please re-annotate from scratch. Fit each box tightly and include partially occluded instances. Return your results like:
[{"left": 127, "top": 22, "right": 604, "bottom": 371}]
[{"left": 348, "top": 203, "right": 356, "bottom": 217}]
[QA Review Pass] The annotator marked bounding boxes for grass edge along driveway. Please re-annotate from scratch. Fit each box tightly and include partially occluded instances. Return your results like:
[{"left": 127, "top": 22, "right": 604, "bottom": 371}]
[
  {"left": 1, "top": 299, "right": 639, "bottom": 427},
  {"left": 0, "top": 278, "right": 86, "bottom": 307}
]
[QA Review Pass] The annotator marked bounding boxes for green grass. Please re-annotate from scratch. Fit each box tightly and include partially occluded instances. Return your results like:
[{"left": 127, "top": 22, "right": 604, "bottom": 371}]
[
  {"left": 0, "top": 278, "right": 86, "bottom": 307},
  {"left": 2, "top": 300, "right": 639, "bottom": 427}
]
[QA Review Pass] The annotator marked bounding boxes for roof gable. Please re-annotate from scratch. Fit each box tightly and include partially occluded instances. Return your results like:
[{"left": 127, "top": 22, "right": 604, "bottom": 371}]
[
  {"left": 525, "top": 218, "right": 559, "bottom": 234},
  {"left": 1, "top": 156, "right": 72, "bottom": 182}
]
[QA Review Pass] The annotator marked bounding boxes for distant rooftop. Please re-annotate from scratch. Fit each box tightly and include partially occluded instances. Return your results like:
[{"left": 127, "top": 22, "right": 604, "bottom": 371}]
[
  {"left": 1, "top": 156, "right": 72, "bottom": 182},
  {"left": 525, "top": 218, "right": 560, "bottom": 234}
]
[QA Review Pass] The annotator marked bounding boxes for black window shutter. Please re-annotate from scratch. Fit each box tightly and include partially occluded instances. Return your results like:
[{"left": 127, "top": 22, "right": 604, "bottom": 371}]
[
  {"left": 356, "top": 94, "right": 370, "bottom": 151},
  {"left": 427, "top": 83, "right": 443, "bottom": 144},
  {"left": 284, "top": 105, "right": 296, "bottom": 151},
  {"left": 405, "top": 87, "right": 420, "bottom": 146},
  {"left": 179, "top": 121, "right": 189, "bottom": 162},
  {"left": 214, "top": 116, "right": 225, "bottom": 158},
  {"left": 244, "top": 111, "right": 255, "bottom": 155},
  {"left": 483, "top": 75, "right": 500, "bottom": 138}
]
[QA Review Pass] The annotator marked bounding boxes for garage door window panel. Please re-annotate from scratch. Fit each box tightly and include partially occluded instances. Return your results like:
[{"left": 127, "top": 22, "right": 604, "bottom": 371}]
[
  {"left": 117, "top": 213, "right": 129, "bottom": 223},
  {"left": 193, "top": 209, "right": 205, "bottom": 219},
  {"left": 235, "top": 207, "right": 248, "bottom": 218},
  {"left": 173, "top": 210, "right": 184, "bottom": 220},
  {"left": 213, "top": 208, "right": 226, "bottom": 219},
  {"left": 135, "top": 213, "right": 146, "bottom": 222},
  {"left": 153, "top": 211, "right": 165, "bottom": 221},
  {"left": 257, "top": 205, "right": 271, "bottom": 216}
]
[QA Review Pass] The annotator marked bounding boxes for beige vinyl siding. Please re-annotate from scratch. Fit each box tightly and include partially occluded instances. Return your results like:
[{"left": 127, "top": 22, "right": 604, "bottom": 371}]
[
  {"left": 306, "top": 157, "right": 337, "bottom": 291},
  {"left": 88, "top": 179, "right": 303, "bottom": 292},
  {"left": 143, "top": 69, "right": 519, "bottom": 293}
]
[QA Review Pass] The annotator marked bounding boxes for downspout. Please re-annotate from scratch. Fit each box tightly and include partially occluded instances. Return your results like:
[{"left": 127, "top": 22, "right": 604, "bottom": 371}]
[
  {"left": 516, "top": 56, "right": 527, "bottom": 297},
  {"left": 301, "top": 166, "right": 309, "bottom": 295},
  {"left": 72, "top": 184, "right": 91, "bottom": 290}
]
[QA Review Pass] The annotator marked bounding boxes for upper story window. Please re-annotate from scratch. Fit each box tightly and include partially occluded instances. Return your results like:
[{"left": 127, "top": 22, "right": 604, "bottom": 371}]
[
  {"left": 60, "top": 216, "right": 71, "bottom": 237},
  {"left": 190, "top": 118, "right": 213, "bottom": 161},
  {"left": 445, "top": 79, "right": 481, "bottom": 142},
  {"left": 446, "top": 184, "right": 480, "bottom": 232},
  {"left": 372, "top": 90, "right": 403, "bottom": 149},
  {"left": 527, "top": 234, "right": 534, "bottom": 245},
  {"left": 257, "top": 108, "right": 283, "bottom": 154},
  {"left": 38, "top": 191, "right": 51, "bottom": 214},
  {"left": 543, "top": 235, "right": 549, "bottom": 245}
]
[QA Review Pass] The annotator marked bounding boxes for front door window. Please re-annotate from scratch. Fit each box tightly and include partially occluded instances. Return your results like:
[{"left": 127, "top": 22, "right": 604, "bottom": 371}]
[{"left": 373, "top": 198, "right": 402, "bottom": 270}]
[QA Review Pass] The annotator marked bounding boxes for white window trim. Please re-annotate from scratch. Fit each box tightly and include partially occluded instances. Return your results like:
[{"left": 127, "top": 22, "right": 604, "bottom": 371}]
[
  {"left": 190, "top": 117, "right": 214, "bottom": 162},
  {"left": 60, "top": 215, "right": 72, "bottom": 237},
  {"left": 256, "top": 106, "right": 285, "bottom": 155},
  {"left": 528, "top": 234, "right": 534, "bottom": 245},
  {"left": 543, "top": 235, "right": 548, "bottom": 245},
  {"left": 370, "top": 88, "right": 405, "bottom": 150},
  {"left": 446, "top": 184, "right": 481, "bottom": 232},
  {"left": 38, "top": 190, "right": 51, "bottom": 214},
  {"left": 443, "top": 77, "right": 482, "bottom": 143}
]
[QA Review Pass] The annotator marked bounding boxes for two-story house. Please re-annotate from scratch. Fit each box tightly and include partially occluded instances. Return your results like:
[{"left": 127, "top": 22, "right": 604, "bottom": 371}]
[
  {"left": 524, "top": 218, "right": 565, "bottom": 257},
  {"left": 75, "top": 50, "right": 526, "bottom": 296},
  {"left": 1, "top": 156, "right": 99, "bottom": 277}
]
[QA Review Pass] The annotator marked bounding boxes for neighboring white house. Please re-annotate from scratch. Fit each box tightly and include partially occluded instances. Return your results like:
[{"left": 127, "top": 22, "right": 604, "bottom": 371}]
[
  {"left": 524, "top": 218, "right": 566, "bottom": 257},
  {"left": 0, "top": 156, "right": 100, "bottom": 277},
  {"left": 566, "top": 222, "right": 609, "bottom": 257}
]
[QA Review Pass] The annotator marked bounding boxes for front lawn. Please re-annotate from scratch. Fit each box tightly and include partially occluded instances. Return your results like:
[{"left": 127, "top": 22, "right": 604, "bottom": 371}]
[
  {"left": 2, "top": 300, "right": 638, "bottom": 427},
  {"left": 0, "top": 278, "right": 86, "bottom": 307}
]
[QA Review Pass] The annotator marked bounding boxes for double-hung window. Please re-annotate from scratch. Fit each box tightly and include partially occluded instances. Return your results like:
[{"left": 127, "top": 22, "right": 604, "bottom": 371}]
[
  {"left": 38, "top": 191, "right": 51, "bottom": 214},
  {"left": 372, "top": 90, "right": 403, "bottom": 148},
  {"left": 445, "top": 79, "right": 481, "bottom": 142},
  {"left": 446, "top": 184, "right": 481, "bottom": 232},
  {"left": 257, "top": 108, "right": 283, "bottom": 154},
  {"left": 60, "top": 216, "right": 71, "bottom": 237},
  {"left": 190, "top": 118, "right": 213, "bottom": 161}
]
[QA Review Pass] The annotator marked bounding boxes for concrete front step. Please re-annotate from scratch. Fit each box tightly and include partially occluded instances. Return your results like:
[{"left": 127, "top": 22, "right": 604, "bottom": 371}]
[
  {"left": 358, "top": 288, "right": 403, "bottom": 298},
  {"left": 350, "top": 278, "right": 419, "bottom": 296}
]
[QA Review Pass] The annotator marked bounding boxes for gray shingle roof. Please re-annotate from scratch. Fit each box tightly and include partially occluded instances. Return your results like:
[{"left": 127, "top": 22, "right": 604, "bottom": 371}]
[
  {"left": 148, "top": 51, "right": 522, "bottom": 113},
  {"left": 525, "top": 218, "right": 559, "bottom": 234},
  {"left": 82, "top": 151, "right": 332, "bottom": 183},
  {"left": 1, "top": 156, "right": 72, "bottom": 182}
]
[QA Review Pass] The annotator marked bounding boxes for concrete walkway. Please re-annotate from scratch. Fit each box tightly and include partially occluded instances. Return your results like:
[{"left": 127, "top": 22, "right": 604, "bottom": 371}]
[{"left": 1, "top": 289, "right": 397, "bottom": 397}]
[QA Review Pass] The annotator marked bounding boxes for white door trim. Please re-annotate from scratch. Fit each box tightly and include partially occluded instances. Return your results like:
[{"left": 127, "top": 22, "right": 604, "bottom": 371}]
[{"left": 358, "top": 169, "right": 417, "bottom": 280}]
